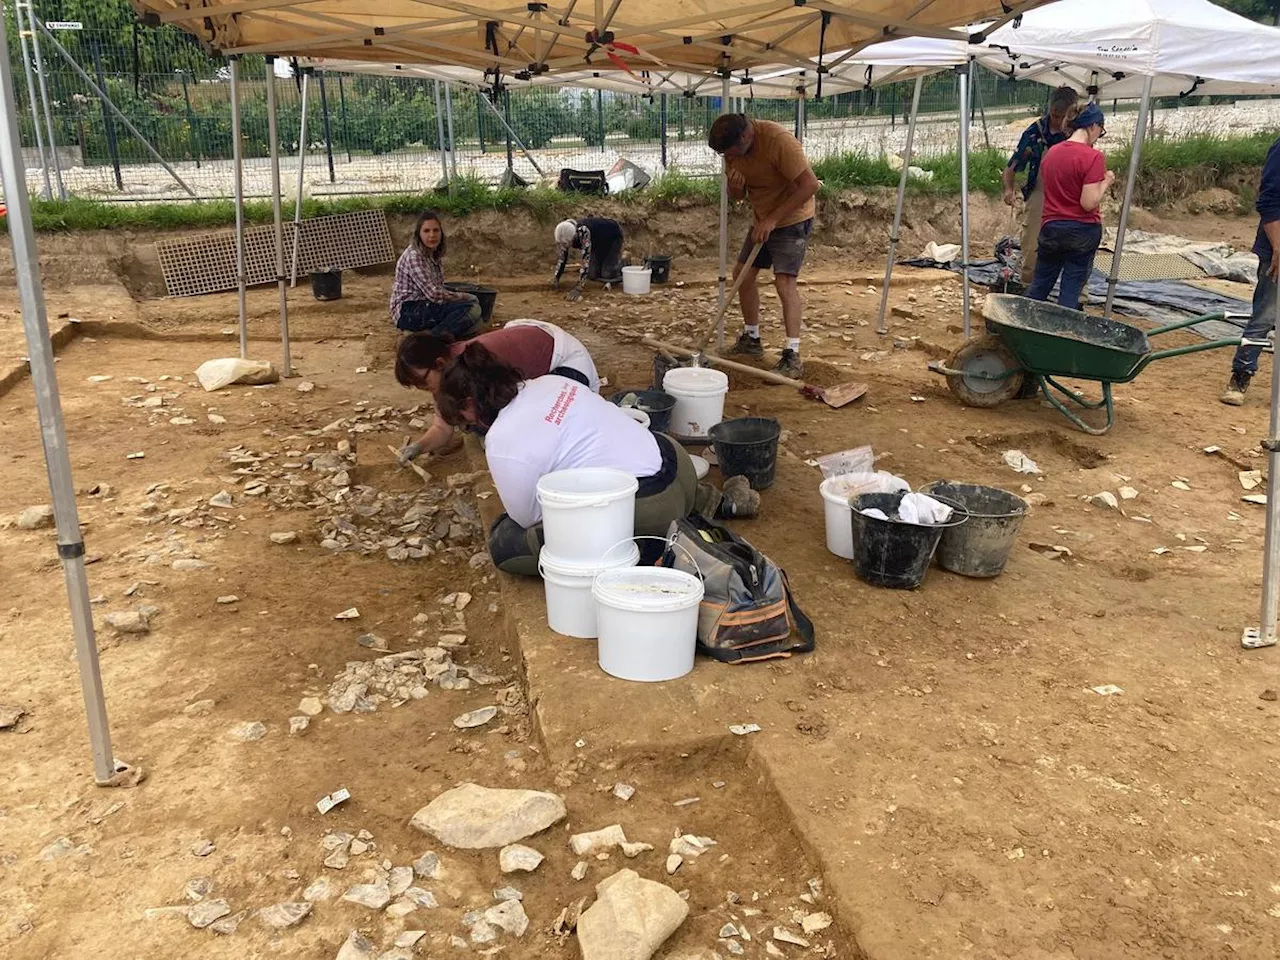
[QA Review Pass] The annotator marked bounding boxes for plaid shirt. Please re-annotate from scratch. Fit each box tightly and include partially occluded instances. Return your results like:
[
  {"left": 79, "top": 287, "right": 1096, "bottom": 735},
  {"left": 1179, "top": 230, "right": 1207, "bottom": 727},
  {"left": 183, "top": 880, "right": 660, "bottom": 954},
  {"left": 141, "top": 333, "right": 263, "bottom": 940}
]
[
  {"left": 1007, "top": 116, "right": 1070, "bottom": 199},
  {"left": 391, "top": 246, "right": 450, "bottom": 322},
  {"left": 552, "top": 224, "right": 592, "bottom": 287}
]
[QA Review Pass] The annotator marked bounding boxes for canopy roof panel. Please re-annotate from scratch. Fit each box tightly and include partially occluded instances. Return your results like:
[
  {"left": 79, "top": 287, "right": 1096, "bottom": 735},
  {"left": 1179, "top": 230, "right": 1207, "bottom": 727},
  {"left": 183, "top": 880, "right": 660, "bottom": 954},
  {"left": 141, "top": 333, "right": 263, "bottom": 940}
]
[{"left": 135, "top": 0, "right": 1052, "bottom": 77}]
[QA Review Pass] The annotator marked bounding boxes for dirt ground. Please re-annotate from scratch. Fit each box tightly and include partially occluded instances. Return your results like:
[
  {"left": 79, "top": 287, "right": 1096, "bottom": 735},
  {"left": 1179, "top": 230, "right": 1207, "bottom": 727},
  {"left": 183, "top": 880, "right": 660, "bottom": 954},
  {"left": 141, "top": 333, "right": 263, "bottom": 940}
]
[{"left": 1, "top": 203, "right": 1279, "bottom": 960}]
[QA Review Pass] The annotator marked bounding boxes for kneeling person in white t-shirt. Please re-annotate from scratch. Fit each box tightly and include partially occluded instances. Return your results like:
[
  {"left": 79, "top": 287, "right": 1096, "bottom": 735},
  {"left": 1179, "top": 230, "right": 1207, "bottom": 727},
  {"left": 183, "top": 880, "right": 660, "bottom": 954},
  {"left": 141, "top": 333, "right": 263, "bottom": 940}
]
[{"left": 436, "top": 344, "right": 760, "bottom": 576}]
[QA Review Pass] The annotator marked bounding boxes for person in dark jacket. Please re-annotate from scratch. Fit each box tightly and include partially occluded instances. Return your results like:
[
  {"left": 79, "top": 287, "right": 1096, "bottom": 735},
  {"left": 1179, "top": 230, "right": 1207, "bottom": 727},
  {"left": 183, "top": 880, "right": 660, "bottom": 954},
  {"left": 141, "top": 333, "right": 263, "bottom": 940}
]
[
  {"left": 550, "top": 217, "right": 624, "bottom": 301},
  {"left": 1221, "top": 136, "right": 1280, "bottom": 406}
]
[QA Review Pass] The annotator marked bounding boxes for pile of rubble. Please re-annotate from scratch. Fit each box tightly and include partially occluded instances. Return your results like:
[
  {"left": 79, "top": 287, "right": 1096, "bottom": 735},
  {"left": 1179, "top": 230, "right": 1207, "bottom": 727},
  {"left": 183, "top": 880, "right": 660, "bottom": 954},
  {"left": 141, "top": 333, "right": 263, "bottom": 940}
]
[{"left": 323, "top": 646, "right": 505, "bottom": 714}]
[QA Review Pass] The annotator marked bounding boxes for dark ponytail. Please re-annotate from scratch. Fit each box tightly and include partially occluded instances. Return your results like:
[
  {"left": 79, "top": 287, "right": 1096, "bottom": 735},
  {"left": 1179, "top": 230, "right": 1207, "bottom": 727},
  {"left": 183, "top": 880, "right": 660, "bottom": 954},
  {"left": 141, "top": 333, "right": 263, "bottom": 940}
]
[
  {"left": 395, "top": 331, "right": 455, "bottom": 387},
  {"left": 436, "top": 343, "right": 522, "bottom": 427}
]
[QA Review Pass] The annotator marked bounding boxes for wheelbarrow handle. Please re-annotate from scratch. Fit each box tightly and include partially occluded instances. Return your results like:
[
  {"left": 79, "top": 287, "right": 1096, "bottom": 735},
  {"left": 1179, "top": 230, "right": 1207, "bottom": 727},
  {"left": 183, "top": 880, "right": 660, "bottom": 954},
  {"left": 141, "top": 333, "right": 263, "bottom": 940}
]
[
  {"left": 1145, "top": 311, "right": 1226, "bottom": 337},
  {"left": 1131, "top": 336, "right": 1243, "bottom": 378}
]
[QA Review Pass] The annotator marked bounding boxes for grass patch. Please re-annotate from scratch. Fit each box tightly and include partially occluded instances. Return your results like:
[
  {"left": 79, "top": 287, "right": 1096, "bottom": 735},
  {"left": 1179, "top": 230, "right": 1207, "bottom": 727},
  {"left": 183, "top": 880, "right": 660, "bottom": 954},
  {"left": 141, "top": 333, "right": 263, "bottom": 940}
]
[{"left": 11, "top": 134, "right": 1274, "bottom": 233}]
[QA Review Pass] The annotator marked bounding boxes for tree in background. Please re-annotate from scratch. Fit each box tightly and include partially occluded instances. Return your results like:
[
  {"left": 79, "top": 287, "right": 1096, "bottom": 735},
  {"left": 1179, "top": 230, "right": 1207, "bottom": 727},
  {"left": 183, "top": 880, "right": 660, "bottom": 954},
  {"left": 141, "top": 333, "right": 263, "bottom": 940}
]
[{"left": 1217, "top": 0, "right": 1280, "bottom": 24}]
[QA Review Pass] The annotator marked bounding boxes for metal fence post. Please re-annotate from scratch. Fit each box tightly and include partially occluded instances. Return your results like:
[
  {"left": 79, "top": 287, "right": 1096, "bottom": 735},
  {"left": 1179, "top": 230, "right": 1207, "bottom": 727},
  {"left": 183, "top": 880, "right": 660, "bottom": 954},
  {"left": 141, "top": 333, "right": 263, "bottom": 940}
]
[
  {"left": 476, "top": 90, "right": 487, "bottom": 153},
  {"left": 89, "top": 41, "right": 123, "bottom": 190},
  {"left": 432, "top": 79, "right": 450, "bottom": 193},
  {"left": 660, "top": 93, "right": 668, "bottom": 169},
  {"left": 317, "top": 70, "right": 335, "bottom": 183},
  {"left": 444, "top": 81, "right": 457, "bottom": 178},
  {"left": 179, "top": 69, "right": 201, "bottom": 168},
  {"left": 337, "top": 73, "right": 351, "bottom": 163},
  {"left": 596, "top": 88, "right": 604, "bottom": 152},
  {"left": 503, "top": 89, "right": 514, "bottom": 175}
]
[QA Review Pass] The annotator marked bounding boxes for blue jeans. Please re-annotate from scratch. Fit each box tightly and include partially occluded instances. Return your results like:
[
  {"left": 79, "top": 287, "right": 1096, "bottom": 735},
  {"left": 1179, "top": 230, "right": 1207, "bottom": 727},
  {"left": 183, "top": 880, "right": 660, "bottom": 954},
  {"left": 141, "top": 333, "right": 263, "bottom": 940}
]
[
  {"left": 396, "top": 297, "right": 482, "bottom": 337},
  {"left": 1231, "top": 271, "right": 1279, "bottom": 377},
  {"left": 1026, "top": 220, "right": 1102, "bottom": 311}
]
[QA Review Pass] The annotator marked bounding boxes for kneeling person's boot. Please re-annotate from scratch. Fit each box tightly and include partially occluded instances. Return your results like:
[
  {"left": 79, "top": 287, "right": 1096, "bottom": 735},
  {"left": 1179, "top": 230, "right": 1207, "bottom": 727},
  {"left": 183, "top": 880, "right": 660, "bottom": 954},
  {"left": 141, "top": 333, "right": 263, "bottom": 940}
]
[
  {"left": 1221, "top": 371, "right": 1250, "bottom": 407},
  {"left": 716, "top": 476, "right": 760, "bottom": 519}
]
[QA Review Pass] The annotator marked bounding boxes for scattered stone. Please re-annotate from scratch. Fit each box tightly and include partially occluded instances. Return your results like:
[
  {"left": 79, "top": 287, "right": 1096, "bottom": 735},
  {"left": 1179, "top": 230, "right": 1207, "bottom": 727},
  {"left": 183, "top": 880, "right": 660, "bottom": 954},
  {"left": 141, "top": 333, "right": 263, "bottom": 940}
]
[
  {"left": 500, "top": 844, "right": 544, "bottom": 873},
  {"left": 87, "top": 375, "right": 113, "bottom": 383},
  {"left": 289, "top": 716, "right": 310, "bottom": 736},
  {"left": 388, "top": 866, "right": 414, "bottom": 897},
  {"left": 259, "top": 902, "right": 312, "bottom": 929},
  {"left": 412, "top": 851, "right": 443, "bottom": 880},
  {"left": 665, "top": 855, "right": 682, "bottom": 875},
  {"left": 377, "top": 950, "right": 414, "bottom": 960},
  {"left": 188, "top": 899, "right": 232, "bottom": 929},
  {"left": 216, "top": 595, "right": 239, "bottom": 605},
  {"left": 1240, "top": 470, "right": 1264, "bottom": 491},
  {"left": 299, "top": 697, "right": 324, "bottom": 716},
  {"left": 621, "top": 842, "right": 654, "bottom": 858},
  {"left": 801, "top": 912, "right": 833, "bottom": 934},
  {"left": 612, "top": 783, "right": 636, "bottom": 801},
  {"left": 728, "top": 724, "right": 761, "bottom": 736},
  {"left": 766, "top": 943, "right": 786, "bottom": 958},
  {"left": 269, "top": 531, "right": 299, "bottom": 545},
  {"left": 334, "top": 607, "right": 361, "bottom": 620},
  {"left": 208, "top": 491, "right": 233, "bottom": 508},
  {"left": 342, "top": 880, "right": 391, "bottom": 910},
  {"left": 297, "top": 381, "right": 316, "bottom": 393},
  {"left": 336, "top": 930, "right": 377, "bottom": 960},
  {"left": 577, "top": 869, "right": 689, "bottom": 960},
  {"left": 303, "top": 877, "right": 336, "bottom": 901},
  {"left": 172, "top": 558, "right": 210, "bottom": 571},
  {"left": 229, "top": 721, "right": 266, "bottom": 742},
  {"left": 1171, "top": 480, "right": 1192, "bottom": 491},
  {"left": 470, "top": 920, "right": 499, "bottom": 944},
  {"left": 453, "top": 706, "right": 499, "bottom": 729},
  {"left": 1085, "top": 491, "right": 1119, "bottom": 510},
  {"left": 485, "top": 899, "right": 530, "bottom": 937},
  {"left": 184, "top": 700, "right": 215, "bottom": 718},
  {"left": 724, "top": 939, "right": 746, "bottom": 956},
  {"left": 16, "top": 505, "right": 54, "bottom": 530},
  {"left": 1002, "top": 450, "right": 1041, "bottom": 475},
  {"left": 571, "top": 824, "right": 629, "bottom": 856},
  {"left": 773, "top": 928, "right": 810, "bottom": 948},
  {"left": 39, "top": 837, "right": 90, "bottom": 861},
  {"left": 185, "top": 877, "right": 215, "bottom": 900},
  {"left": 104, "top": 610, "right": 151, "bottom": 635},
  {"left": 191, "top": 839, "right": 216, "bottom": 857},
  {"left": 395, "top": 931, "right": 426, "bottom": 948},
  {"left": 572, "top": 861, "right": 590, "bottom": 881},
  {"left": 669, "top": 835, "right": 716, "bottom": 859},
  {"left": 401, "top": 887, "right": 439, "bottom": 910},
  {"left": 410, "top": 783, "right": 567, "bottom": 849},
  {"left": 0, "top": 704, "right": 26, "bottom": 729},
  {"left": 207, "top": 414, "right": 227, "bottom": 425},
  {"left": 316, "top": 788, "right": 351, "bottom": 815},
  {"left": 1261, "top": 689, "right": 1278, "bottom": 702},
  {"left": 1119, "top": 486, "right": 1139, "bottom": 501}
]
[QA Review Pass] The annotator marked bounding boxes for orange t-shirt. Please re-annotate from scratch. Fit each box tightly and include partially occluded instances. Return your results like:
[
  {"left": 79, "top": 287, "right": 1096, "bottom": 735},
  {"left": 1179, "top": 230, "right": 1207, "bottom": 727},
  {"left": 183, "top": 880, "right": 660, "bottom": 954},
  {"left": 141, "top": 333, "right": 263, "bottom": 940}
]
[{"left": 726, "top": 120, "right": 816, "bottom": 228}]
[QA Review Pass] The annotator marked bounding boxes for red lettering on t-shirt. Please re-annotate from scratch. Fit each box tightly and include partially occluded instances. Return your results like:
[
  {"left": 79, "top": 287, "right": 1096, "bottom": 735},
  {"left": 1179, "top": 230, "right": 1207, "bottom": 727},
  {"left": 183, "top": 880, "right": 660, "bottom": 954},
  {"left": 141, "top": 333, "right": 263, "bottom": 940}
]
[{"left": 543, "top": 383, "right": 579, "bottom": 425}]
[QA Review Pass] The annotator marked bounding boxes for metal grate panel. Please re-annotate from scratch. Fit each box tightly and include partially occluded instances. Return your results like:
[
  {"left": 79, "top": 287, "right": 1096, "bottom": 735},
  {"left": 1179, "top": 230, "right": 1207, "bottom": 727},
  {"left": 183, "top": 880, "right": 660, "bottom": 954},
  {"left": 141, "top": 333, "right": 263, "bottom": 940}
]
[
  {"left": 157, "top": 209, "right": 394, "bottom": 298},
  {"left": 1095, "top": 251, "right": 1203, "bottom": 283}
]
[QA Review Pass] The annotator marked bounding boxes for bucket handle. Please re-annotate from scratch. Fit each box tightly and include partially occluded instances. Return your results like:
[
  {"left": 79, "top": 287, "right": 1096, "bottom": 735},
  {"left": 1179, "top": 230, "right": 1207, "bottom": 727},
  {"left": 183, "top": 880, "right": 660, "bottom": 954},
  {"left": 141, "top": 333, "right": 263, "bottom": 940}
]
[{"left": 600, "top": 536, "right": 704, "bottom": 581}]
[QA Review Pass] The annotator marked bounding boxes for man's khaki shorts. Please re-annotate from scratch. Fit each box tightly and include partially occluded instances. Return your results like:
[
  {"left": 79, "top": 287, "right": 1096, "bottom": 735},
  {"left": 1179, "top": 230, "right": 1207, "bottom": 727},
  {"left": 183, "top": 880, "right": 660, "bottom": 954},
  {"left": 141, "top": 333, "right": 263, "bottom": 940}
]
[{"left": 738, "top": 218, "right": 812, "bottom": 276}]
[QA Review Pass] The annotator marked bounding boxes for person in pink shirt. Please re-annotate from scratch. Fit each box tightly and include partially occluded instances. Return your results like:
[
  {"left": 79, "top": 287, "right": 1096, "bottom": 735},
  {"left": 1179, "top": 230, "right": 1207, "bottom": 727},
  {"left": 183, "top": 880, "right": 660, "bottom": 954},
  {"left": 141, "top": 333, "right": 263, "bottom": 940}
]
[{"left": 1025, "top": 102, "right": 1116, "bottom": 311}]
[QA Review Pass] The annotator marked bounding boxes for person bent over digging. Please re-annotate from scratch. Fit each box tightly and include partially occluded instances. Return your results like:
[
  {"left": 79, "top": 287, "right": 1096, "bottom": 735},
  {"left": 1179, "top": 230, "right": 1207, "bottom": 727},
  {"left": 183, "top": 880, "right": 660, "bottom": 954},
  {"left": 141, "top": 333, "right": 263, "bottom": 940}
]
[
  {"left": 708, "top": 113, "right": 821, "bottom": 379},
  {"left": 390, "top": 210, "right": 484, "bottom": 337},
  {"left": 393, "top": 320, "right": 601, "bottom": 464},
  {"left": 1221, "top": 134, "right": 1280, "bottom": 406},
  {"left": 434, "top": 343, "right": 760, "bottom": 576}
]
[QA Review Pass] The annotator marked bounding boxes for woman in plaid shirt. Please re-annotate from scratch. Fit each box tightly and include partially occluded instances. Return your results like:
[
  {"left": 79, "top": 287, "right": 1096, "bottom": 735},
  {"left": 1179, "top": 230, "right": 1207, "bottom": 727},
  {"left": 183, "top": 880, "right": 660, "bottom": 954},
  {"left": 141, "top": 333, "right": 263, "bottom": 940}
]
[{"left": 390, "top": 211, "right": 483, "bottom": 336}]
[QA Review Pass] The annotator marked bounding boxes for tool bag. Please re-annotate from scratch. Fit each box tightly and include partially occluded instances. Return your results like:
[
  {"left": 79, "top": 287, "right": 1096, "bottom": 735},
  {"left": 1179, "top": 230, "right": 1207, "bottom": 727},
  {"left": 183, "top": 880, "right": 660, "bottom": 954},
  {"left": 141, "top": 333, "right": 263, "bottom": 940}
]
[
  {"left": 557, "top": 168, "right": 608, "bottom": 195},
  {"left": 659, "top": 515, "right": 815, "bottom": 663}
]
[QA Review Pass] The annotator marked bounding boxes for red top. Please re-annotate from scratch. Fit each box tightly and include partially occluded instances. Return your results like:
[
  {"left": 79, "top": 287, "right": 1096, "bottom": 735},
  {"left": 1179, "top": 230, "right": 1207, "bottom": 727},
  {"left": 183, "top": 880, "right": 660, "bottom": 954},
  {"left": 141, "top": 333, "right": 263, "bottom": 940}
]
[
  {"left": 434, "top": 324, "right": 555, "bottom": 407},
  {"left": 1039, "top": 140, "right": 1107, "bottom": 225}
]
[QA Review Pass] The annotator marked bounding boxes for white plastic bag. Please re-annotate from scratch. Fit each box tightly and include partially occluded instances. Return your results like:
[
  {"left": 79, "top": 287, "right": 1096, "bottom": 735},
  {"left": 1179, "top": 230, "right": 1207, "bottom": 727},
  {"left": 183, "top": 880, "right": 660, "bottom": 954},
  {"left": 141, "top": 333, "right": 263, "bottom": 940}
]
[
  {"left": 814, "top": 446, "right": 875, "bottom": 480},
  {"left": 829, "top": 470, "right": 910, "bottom": 499},
  {"left": 897, "top": 492, "right": 954, "bottom": 525},
  {"left": 195, "top": 358, "right": 280, "bottom": 392}
]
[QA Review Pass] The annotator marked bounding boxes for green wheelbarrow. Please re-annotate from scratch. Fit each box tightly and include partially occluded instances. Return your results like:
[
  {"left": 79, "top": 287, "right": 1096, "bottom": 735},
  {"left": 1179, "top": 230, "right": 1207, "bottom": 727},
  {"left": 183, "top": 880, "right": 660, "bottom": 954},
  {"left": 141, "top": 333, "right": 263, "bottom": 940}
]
[{"left": 928, "top": 294, "right": 1242, "bottom": 435}]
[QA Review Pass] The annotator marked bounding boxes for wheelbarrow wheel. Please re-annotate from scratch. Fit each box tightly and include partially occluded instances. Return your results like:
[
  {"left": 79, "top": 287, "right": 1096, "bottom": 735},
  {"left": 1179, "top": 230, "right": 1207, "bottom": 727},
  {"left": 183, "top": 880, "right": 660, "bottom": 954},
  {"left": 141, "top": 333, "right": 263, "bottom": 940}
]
[{"left": 944, "top": 336, "right": 1025, "bottom": 408}]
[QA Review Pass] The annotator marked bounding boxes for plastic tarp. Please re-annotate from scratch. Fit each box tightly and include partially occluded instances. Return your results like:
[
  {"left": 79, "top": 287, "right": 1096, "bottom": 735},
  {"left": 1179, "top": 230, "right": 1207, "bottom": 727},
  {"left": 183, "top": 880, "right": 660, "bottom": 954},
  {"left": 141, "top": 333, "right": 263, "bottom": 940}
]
[{"left": 137, "top": 0, "right": 1053, "bottom": 76}]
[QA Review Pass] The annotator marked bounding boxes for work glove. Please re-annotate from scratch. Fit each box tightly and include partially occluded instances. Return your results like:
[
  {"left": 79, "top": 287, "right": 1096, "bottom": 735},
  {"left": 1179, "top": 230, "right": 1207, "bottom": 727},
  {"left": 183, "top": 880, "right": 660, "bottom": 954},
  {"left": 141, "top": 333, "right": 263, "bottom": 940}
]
[
  {"left": 397, "top": 441, "right": 425, "bottom": 465},
  {"left": 566, "top": 286, "right": 583, "bottom": 303}
]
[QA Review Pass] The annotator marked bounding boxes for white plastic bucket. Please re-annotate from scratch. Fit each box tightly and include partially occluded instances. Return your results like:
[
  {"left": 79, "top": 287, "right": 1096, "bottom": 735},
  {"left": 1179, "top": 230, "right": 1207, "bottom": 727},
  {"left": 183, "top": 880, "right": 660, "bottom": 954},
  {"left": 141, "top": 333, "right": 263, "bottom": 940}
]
[
  {"left": 539, "top": 543, "right": 640, "bottom": 638},
  {"left": 820, "top": 476, "right": 857, "bottom": 559},
  {"left": 621, "top": 406, "right": 651, "bottom": 429},
  {"left": 536, "top": 468, "right": 638, "bottom": 564},
  {"left": 621, "top": 265, "right": 651, "bottom": 296},
  {"left": 592, "top": 566, "right": 703, "bottom": 682},
  {"left": 663, "top": 367, "right": 729, "bottom": 439}
]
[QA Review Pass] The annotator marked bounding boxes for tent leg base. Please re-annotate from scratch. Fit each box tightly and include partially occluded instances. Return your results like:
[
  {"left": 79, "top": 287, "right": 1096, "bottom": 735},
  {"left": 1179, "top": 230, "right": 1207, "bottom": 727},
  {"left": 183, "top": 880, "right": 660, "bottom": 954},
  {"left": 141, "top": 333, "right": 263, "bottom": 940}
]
[
  {"left": 1241, "top": 626, "right": 1277, "bottom": 650},
  {"left": 97, "top": 759, "right": 146, "bottom": 789}
]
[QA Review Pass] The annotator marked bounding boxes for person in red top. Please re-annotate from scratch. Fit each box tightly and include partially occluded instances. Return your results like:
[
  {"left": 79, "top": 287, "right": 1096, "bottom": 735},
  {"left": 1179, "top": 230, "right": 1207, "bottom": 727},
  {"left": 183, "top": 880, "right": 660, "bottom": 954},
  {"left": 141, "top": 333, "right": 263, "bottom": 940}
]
[{"left": 1025, "top": 102, "right": 1116, "bottom": 311}]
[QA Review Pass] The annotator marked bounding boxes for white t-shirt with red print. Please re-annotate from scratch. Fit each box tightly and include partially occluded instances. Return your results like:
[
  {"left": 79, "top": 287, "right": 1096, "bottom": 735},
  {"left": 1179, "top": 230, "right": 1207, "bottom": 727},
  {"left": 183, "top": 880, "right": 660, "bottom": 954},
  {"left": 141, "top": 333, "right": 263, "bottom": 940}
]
[{"left": 485, "top": 375, "right": 661, "bottom": 528}]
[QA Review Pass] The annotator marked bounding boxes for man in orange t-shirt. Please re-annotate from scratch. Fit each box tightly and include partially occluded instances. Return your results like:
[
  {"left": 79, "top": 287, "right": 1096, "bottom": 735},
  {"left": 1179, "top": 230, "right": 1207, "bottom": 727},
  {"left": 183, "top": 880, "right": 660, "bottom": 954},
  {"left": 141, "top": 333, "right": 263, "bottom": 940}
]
[{"left": 709, "top": 114, "right": 821, "bottom": 378}]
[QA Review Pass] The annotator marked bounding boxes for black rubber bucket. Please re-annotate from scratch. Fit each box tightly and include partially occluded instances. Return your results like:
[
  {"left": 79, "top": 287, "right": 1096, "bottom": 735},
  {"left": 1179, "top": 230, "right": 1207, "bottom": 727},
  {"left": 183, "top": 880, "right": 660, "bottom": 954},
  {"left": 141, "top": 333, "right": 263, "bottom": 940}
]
[
  {"left": 610, "top": 389, "right": 676, "bottom": 434},
  {"left": 652, "top": 353, "right": 691, "bottom": 391},
  {"left": 444, "top": 282, "right": 498, "bottom": 324},
  {"left": 645, "top": 255, "right": 672, "bottom": 284},
  {"left": 310, "top": 269, "right": 342, "bottom": 301},
  {"left": 919, "top": 480, "right": 1027, "bottom": 578},
  {"left": 707, "top": 417, "right": 782, "bottom": 490},
  {"left": 848, "top": 492, "right": 969, "bottom": 589}
]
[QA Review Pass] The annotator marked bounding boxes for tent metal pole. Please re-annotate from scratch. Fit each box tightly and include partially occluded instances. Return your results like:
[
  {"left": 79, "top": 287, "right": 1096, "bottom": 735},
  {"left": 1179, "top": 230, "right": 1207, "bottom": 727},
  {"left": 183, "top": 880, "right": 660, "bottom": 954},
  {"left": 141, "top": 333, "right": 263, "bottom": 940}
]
[
  {"left": 432, "top": 79, "right": 450, "bottom": 193},
  {"left": 23, "top": 1, "right": 63, "bottom": 199},
  {"left": 1105, "top": 74, "right": 1154, "bottom": 319},
  {"left": 659, "top": 92, "right": 668, "bottom": 169},
  {"left": 35, "top": 20, "right": 196, "bottom": 198},
  {"left": 337, "top": 74, "right": 351, "bottom": 162},
  {"left": 230, "top": 58, "right": 248, "bottom": 359},
  {"left": 317, "top": 70, "right": 335, "bottom": 183},
  {"left": 502, "top": 89, "right": 514, "bottom": 176},
  {"left": 444, "top": 81, "right": 457, "bottom": 179},
  {"left": 716, "top": 73, "right": 730, "bottom": 353},
  {"left": 0, "top": 10, "right": 121, "bottom": 785},
  {"left": 877, "top": 75, "right": 922, "bottom": 336},
  {"left": 264, "top": 57, "right": 292, "bottom": 377},
  {"left": 290, "top": 70, "right": 310, "bottom": 287},
  {"left": 795, "top": 91, "right": 805, "bottom": 142},
  {"left": 14, "top": 1, "right": 52, "bottom": 200},
  {"left": 1245, "top": 271, "right": 1280, "bottom": 650},
  {"left": 483, "top": 90, "right": 542, "bottom": 177},
  {"left": 958, "top": 63, "right": 972, "bottom": 338}
]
